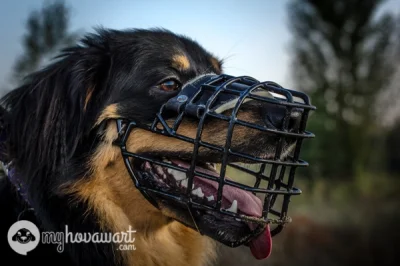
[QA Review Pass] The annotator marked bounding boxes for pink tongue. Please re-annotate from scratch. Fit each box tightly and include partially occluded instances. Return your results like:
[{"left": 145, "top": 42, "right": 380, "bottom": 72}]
[
  {"left": 170, "top": 160, "right": 272, "bottom": 259},
  {"left": 171, "top": 160, "right": 262, "bottom": 216},
  {"left": 249, "top": 225, "right": 272, "bottom": 259}
]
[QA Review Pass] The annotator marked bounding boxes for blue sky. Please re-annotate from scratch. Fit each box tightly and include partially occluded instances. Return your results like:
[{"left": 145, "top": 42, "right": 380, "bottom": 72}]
[{"left": 0, "top": 0, "right": 398, "bottom": 94}]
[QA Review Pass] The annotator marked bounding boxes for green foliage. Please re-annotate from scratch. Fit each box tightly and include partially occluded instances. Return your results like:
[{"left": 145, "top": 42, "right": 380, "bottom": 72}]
[
  {"left": 288, "top": 0, "right": 398, "bottom": 179},
  {"left": 12, "top": 0, "right": 79, "bottom": 83},
  {"left": 386, "top": 119, "right": 400, "bottom": 174}
]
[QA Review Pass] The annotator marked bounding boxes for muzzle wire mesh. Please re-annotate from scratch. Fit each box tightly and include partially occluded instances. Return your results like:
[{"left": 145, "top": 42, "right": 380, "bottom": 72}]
[{"left": 115, "top": 74, "right": 315, "bottom": 243}]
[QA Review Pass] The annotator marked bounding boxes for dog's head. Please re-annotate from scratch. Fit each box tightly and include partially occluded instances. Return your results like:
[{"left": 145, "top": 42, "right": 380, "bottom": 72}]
[{"left": 1, "top": 28, "right": 314, "bottom": 264}]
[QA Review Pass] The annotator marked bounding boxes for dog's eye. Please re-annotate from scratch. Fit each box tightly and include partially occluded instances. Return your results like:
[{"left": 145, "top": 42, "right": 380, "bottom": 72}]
[
  {"left": 17, "top": 231, "right": 21, "bottom": 235},
  {"left": 159, "top": 79, "right": 181, "bottom": 92}
]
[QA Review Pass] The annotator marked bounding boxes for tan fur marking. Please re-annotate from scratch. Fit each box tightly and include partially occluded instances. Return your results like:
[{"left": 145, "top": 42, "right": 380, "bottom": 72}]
[
  {"left": 210, "top": 57, "right": 222, "bottom": 73},
  {"left": 172, "top": 54, "right": 190, "bottom": 71},
  {"left": 64, "top": 121, "right": 216, "bottom": 266},
  {"left": 125, "top": 111, "right": 260, "bottom": 155},
  {"left": 63, "top": 102, "right": 263, "bottom": 265},
  {"left": 84, "top": 86, "right": 95, "bottom": 111},
  {"left": 95, "top": 104, "right": 119, "bottom": 126}
]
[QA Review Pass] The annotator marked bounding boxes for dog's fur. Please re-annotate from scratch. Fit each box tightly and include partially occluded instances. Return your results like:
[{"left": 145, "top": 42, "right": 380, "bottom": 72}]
[
  {"left": 0, "top": 27, "right": 286, "bottom": 265},
  {"left": 0, "top": 28, "right": 227, "bottom": 266}
]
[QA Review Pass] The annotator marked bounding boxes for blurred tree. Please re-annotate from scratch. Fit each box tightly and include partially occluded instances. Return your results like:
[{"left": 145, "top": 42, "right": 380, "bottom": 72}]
[
  {"left": 288, "top": 0, "right": 398, "bottom": 179},
  {"left": 386, "top": 119, "right": 400, "bottom": 175},
  {"left": 12, "top": 0, "right": 78, "bottom": 83}
]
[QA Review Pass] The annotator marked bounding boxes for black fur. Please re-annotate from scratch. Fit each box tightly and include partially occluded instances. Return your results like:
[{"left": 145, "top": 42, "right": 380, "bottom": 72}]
[{"left": 0, "top": 28, "right": 222, "bottom": 265}]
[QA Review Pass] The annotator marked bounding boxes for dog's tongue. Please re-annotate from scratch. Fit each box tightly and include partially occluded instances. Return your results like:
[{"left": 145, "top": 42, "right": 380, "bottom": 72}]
[
  {"left": 249, "top": 225, "right": 272, "bottom": 259},
  {"left": 171, "top": 159, "right": 262, "bottom": 216},
  {"left": 170, "top": 159, "right": 272, "bottom": 259}
]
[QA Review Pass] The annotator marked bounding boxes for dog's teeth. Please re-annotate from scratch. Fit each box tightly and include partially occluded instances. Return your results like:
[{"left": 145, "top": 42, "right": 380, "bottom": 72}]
[
  {"left": 181, "top": 179, "right": 188, "bottom": 188},
  {"left": 144, "top": 162, "right": 152, "bottom": 170},
  {"left": 154, "top": 165, "right": 165, "bottom": 176},
  {"left": 167, "top": 169, "right": 186, "bottom": 181},
  {"left": 235, "top": 218, "right": 241, "bottom": 222},
  {"left": 163, "top": 158, "right": 171, "bottom": 164},
  {"left": 206, "top": 163, "right": 217, "bottom": 171},
  {"left": 206, "top": 195, "right": 215, "bottom": 202},
  {"left": 209, "top": 163, "right": 216, "bottom": 170},
  {"left": 226, "top": 200, "right": 238, "bottom": 213},
  {"left": 191, "top": 187, "right": 204, "bottom": 198}
]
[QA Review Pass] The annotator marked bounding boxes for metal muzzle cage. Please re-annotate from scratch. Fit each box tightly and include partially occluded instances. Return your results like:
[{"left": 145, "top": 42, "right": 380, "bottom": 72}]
[{"left": 115, "top": 74, "right": 315, "bottom": 240}]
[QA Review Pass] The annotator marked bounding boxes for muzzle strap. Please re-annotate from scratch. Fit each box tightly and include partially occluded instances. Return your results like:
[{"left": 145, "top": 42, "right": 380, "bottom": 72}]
[
  {"left": 164, "top": 74, "right": 217, "bottom": 117},
  {"left": 164, "top": 74, "right": 276, "bottom": 118}
]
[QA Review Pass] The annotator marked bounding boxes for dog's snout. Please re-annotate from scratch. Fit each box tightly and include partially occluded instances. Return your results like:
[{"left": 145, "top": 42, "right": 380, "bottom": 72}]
[{"left": 262, "top": 103, "right": 303, "bottom": 132}]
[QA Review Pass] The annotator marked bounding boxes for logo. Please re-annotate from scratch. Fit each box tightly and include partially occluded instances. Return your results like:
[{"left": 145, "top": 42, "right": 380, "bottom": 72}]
[
  {"left": 8, "top": 220, "right": 40, "bottom": 255},
  {"left": 7, "top": 220, "right": 136, "bottom": 255}
]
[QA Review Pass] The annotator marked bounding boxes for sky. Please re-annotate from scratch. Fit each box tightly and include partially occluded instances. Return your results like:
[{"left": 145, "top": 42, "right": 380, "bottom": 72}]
[{"left": 0, "top": 0, "right": 398, "bottom": 95}]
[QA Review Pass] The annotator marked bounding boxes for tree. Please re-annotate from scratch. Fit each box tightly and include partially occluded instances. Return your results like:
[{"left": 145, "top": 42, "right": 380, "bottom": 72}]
[
  {"left": 12, "top": 0, "right": 79, "bottom": 83},
  {"left": 287, "top": 0, "right": 398, "bottom": 178}
]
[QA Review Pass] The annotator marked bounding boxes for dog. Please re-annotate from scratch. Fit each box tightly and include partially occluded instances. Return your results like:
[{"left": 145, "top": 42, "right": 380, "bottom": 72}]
[{"left": 0, "top": 28, "right": 307, "bottom": 265}]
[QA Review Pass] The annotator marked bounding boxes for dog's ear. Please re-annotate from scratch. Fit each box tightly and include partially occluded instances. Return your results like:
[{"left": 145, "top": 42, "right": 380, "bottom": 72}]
[
  {"left": 0, "top": 29, "right": 112, "bottom": 177},
  {"left": 30, "top": 234, "right": 36, "bottom": 241},
  {"left": 12, "top": 232, "right": 18, "bottom": 241}
]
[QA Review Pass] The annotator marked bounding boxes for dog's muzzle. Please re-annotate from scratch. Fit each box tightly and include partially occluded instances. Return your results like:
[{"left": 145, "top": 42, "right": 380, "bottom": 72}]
[{"left": 114, "top": 74, "right": 315, "bottom": 244}]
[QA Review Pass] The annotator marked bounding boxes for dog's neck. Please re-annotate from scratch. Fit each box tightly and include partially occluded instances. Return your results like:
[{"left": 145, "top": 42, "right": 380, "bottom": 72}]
[
  {"left": 62, "top": 124, "right": 217, "bottom": 266},
  {"left": 66, "top": 156, "right": 216, "bottom": 266},
  {"left": 0, "top": 120, "right": 217, "bottom": 266}
]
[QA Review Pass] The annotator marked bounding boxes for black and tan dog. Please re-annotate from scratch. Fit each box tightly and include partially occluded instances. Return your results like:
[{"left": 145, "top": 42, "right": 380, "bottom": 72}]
[{"left": 0, "top": 28, "right": 302, "bottom": 265}]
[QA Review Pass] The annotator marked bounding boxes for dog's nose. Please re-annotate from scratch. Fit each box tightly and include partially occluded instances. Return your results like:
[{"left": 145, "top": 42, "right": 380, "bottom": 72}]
[
  {"left": 21, "top": 236, "right": 27, "bottom": 241},
  {"left": 262, "top": 103, "right": 303, "bottom": 132}
]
